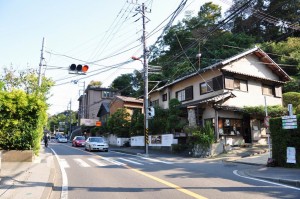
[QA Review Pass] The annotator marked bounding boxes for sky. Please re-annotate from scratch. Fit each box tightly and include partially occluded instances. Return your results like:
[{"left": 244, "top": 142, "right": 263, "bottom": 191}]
[{"left": 0, "top": 0, "right": 232, "bottom": 116}]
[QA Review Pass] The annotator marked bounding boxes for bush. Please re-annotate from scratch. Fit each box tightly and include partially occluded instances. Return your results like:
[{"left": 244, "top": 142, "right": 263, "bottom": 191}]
[
  {"left": 270, "top": 116, "right": 300, "bottom": 168},
  {"left": 186, "top": 122, "right": 215, "bottom": 157},
  {"left": 0, "top": 90, "right": 47, "bottom": 155}
]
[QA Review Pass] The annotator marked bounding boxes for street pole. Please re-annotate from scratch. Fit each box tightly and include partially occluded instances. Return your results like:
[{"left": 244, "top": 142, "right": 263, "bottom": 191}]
[
  {"left": 69, "top": 100, "right": 72, "bottom": 139},
  {"left": 142, "top": 3, "right": 149, "bottom": 156},
  {"left": 264, "top": 96, "right": 271, "bottom": 159},
  {"left": 38, "top": 37, "right": 45, "bottom": 87}
]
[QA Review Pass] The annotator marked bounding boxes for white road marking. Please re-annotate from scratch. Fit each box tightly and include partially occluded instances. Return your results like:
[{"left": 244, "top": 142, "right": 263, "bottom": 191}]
[
  {"left": 118, "top": 158, "right": 144, "bottom": 165},
  {"left": 111, "top": 151, "right": 174, "bottom": 164},
  {"left": 101, "top": 157, "right": 126, "bottom": 166},
  {"left": 140, "top": 157, "right": 173, "bottom": 164},
  {"left": 59, "top": 159, "right": 70, "bottom": 168},
  {"left": 74, "top": 158, "right": 91, "bottom": 167},
  {"left": 233, "top": 170, "right": 300, "bottom": 191},
  {"left": 51, "top": 148, "right": 68, "bottom": 199},
  {"left": 88, "top": 158, "right": 107, "bottom": 166}
]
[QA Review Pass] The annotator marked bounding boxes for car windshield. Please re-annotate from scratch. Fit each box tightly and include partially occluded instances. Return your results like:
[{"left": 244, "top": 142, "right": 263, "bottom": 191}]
[
  {"left": 90, "top": 137, "right": 103, "bottom": 142},
  {"left": 76, "top": 137, "right": 85, "bottom": 140}
]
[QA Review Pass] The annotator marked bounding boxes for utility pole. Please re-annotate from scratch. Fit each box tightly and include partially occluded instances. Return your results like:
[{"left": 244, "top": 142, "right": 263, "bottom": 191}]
[
  {"left": 38, "top": 37, "right": 45, "bottom": 87},
  {"left": 69, "top": 100, "right": 72, "bottom": 139},
  {"left": 142, "top": 3, "right": 149, "bottom": 156},
  {"left": 131, "top": 2, "right": 150, "bottom": 156}
]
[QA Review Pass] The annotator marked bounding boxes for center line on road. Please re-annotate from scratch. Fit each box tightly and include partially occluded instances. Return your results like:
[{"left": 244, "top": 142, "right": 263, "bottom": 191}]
[{"left": 124, "top": 164, "right": 207, "bottom": 199}]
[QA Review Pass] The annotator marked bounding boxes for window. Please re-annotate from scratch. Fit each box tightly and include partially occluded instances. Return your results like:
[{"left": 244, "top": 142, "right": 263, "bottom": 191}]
[
  {"left": 162, "top": 93, "right": 167, "bottom": 101},
  {"left": 274, "top": 86, "right": 282, "bottom": 97},
  {"left": 151, "top": 99, "right": 159, "bottom": 107},
  {"left": 102, "top": 91, "right": 115, "bottom": 98},
  {"left": 200, "top": 80, "right": 213, "bottom": 94},
  {"left": 200, "top": 76, "right": 223, "bottom": 95},
  {"left": 225, "top": 77, "right": 247, "bottom": 91},
  {"left": 176, "top": 90, "right": 185, "bottom": 102},
  {"left": 262, "top": 84, "right": 273, "bottom": 96},
  {"left": 175, "top": 86, "right": 193, "bottom": 102},
  {"left": 219, "top": 118, "right": 242, "bottom": 135}
]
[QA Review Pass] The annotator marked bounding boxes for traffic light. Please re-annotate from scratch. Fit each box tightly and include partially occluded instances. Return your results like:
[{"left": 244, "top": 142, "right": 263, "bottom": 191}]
[
  {"left": 69, "top": 64, "right": 89, "bottom": 74},
  {"left": 147, "top": 106, "right": 155, "bottom": 119}
]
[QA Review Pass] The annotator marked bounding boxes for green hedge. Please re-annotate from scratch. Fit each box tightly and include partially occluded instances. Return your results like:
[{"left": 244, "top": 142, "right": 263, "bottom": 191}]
[
  {"left": 270, "top": 115, "right": 300, "bottom": 168},
  {"left": 0, "top": 90, "right": 47, "bottom": 155}
]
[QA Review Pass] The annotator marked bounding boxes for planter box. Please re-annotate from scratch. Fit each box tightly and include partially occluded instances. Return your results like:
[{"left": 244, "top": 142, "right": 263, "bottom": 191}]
[{"left": 0, "top": 150, "right": 34, "bottom": 162}]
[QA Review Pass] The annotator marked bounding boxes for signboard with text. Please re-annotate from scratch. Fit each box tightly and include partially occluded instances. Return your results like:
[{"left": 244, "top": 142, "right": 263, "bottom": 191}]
[{"left": 282, "top": 115, "right": 297, "bottom": 129}]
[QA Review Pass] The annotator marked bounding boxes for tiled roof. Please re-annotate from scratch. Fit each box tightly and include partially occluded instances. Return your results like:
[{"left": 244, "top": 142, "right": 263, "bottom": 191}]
[
  {"left": 153, "top": 47, "right": 291, "bottom": 92},
  {"left": 115, "top": 96, "right": 143, "bottom": 104}
]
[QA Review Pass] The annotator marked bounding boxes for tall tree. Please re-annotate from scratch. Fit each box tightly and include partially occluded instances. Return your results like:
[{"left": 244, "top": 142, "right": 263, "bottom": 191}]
[
  {"left": 110, "top": 70, "right": 143, "bottom": 98},
  {"left": 228, "top": 0, "right": 300, "bottom": 42},
  {"left": 149, "top": 2, "right": 255, "bottom": 82}
]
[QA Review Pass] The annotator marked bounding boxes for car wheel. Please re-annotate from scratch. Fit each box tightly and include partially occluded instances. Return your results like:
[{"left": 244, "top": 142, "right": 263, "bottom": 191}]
[
  {"left": 89, "top": 146, "right": 92, "bottom": 152},
  {"left": 105, "top": 149, "right": 108, "bottom": 152}
]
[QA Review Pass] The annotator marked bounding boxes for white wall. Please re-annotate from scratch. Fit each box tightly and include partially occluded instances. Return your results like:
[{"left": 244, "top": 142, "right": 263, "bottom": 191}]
[{"left": 130, "top": 134, "right": 177, "bottom": 147}]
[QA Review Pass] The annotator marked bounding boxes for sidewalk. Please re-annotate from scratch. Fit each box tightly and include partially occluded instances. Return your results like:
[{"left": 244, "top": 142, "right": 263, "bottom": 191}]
[
  {"left": 0, "top": 144, "right": 299, "bottom": 199},
  {"left": 0, "top": 145, "right": 55, "bottom": 199}
]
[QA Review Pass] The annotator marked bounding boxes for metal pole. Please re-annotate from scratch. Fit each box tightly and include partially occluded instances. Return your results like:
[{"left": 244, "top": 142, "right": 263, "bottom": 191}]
[
  {"left": 69, "top": 100, "right": 72, "bottom": 139},
  {"left": 142, "top": 3, "right": 149, "bottom": 156},
  {"left": 264, "top": 96, "right": 271, "bottom": 158},
  {"left": 38, "top": 37, "right": 45, "bottom": 87}
]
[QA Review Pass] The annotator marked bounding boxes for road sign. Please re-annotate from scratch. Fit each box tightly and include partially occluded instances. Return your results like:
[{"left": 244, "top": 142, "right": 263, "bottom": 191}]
[{"left": 282, "top": 115, "right": 297, "bottom": 129}]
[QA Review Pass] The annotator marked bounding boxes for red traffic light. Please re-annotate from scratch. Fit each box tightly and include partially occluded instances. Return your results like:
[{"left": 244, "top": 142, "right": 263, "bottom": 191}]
[
  {"left": 82, "top": 65, "right": 89, "bottom": 73},
  {"left": 69, "top": 64, "right": 89, "bottom": 73}
]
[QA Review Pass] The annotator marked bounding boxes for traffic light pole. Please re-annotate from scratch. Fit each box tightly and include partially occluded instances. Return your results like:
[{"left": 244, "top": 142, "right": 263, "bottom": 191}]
[{"left": 142, "top": 3, "right": 149, "bottom": 156}]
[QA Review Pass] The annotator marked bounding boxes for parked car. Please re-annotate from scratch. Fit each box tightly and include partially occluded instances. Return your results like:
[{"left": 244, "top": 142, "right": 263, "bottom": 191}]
[
  {"left": 85, "top": 137, "right": 109, "bottom": 152},
  {"left": 72, "top": 136, "right": 86, "bottom": 147},
  {"left": 57, "top": 136, "right": 68, "bottom": 143}
]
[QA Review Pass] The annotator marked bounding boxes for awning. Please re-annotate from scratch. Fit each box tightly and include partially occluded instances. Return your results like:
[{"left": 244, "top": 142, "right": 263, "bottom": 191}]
[{"left": 181, "top": 92, "right": 235, "bottom": 107}]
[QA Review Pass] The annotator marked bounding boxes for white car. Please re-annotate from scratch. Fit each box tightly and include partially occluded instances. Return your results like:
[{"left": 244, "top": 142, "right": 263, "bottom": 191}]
[
  {"left": 85, "top": 137, "right": 109, "bottom": 152},
  {"left": 57, "top": 136, "right": 68, "bottom": 143}
]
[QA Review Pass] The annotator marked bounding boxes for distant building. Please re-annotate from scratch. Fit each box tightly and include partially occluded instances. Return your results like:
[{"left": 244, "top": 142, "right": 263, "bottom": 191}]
[
  {"left": 110, "top": 95, "right": 144, "bottom": 117},
  {"left": 78, "top": 86, "right": 120, "bottom": 120}
]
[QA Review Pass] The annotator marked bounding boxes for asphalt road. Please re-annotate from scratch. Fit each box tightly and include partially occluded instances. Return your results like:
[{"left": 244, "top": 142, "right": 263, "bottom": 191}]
[{"left": 49, "top": 142, "right": 300, "bottom": 199}]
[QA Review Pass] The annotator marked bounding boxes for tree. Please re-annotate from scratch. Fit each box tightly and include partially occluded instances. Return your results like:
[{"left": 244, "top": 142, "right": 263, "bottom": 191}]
[
  {"left": 283, "top": 92, "right": 300, "bottom": 114},
  {"left": 1, "top": 67, "right": 54, "bottom": 100},
  {"left": 111, "top": 73, "right": 136, "bottom": 96},
  {"left": 166, "top": 99, "right": 187, "bottom": 133},
  {"left": 47, "top": 110, "right": 77, "bottom": 134},
  {"left": 149, "top": 2, "right": 255, "bottom": 82},
  {"left": 259, "top": 37, "right": 300, "bottom": 92},
  {"left": 148, "top": 106, "right": 168, "bottom": 134},
  {"left": 88, "top": 80, "right": 102, "bottom": 87},
  {"left": 110, "top": 70, "right": 143, "bottom": 98},
  {"left": 107, "top": 108, "right": 130, "bottom": 137},
  {"left": 228, "top": 0, "right": 300, "bottom": 42},
  {"left": 0, "top": 67, "right": 54, "bottom": 154},
  {"left": 130, "top": 109, "right": 144, "bottom": 136}
]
